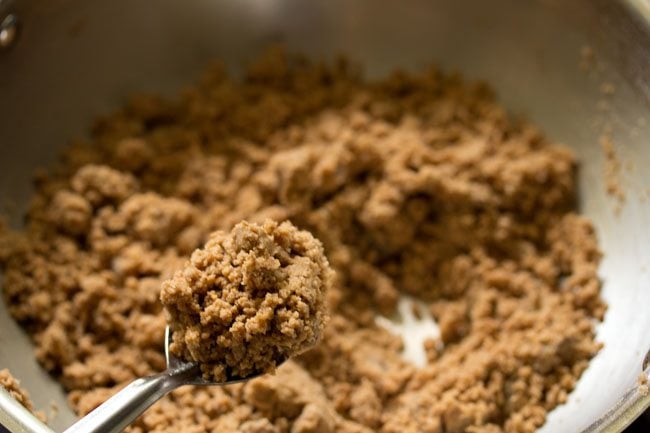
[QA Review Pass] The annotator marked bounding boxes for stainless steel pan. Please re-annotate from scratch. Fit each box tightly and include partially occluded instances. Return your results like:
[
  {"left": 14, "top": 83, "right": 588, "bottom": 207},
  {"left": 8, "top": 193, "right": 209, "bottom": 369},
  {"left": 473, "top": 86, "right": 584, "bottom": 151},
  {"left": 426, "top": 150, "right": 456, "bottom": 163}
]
[{"left": 0, "top": 1, "right": 649, "bottom": 432}]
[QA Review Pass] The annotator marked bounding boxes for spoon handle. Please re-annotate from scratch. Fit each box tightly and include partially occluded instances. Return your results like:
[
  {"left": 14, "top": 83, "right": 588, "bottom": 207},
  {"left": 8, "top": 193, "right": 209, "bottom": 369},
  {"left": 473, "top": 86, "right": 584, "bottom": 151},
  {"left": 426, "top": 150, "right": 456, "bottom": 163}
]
[{"left": 63, "top": 370, "right": 182, "bottom": 433}]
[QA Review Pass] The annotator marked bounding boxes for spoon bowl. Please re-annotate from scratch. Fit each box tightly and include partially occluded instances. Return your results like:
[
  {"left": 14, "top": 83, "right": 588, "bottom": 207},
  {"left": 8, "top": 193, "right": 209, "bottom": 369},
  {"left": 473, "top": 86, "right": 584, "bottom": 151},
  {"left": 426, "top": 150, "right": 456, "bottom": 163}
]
[
  {"left": 163, "top": 326, "right": 268, "bottom": 386},
  {"left": 62, "top": 326, "right": 281, "bottom": 433}
]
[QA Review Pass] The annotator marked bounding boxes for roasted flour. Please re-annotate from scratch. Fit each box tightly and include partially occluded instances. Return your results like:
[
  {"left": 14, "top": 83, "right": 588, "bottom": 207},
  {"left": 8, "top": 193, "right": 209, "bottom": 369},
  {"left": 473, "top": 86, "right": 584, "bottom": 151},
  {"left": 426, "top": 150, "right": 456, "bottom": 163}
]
[
  {"left": 161, "top": 220, "right": 331, "bottom": 382},
  {"left": 0, "top": 369, "right": 46, "bottom": 422},
  {"left": 0, "top": 48, "right": 605, "bottom": 433}
]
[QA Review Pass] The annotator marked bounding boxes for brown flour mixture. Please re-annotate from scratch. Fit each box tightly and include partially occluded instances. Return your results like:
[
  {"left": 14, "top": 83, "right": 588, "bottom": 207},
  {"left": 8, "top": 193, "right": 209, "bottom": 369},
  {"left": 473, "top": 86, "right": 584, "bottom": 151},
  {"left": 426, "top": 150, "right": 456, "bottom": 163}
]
[
  {"left": 0, "top": 48, "right": 605, "bottom": 433},
  {"left": 161, "top": 220, "right": 331, "bottom": 382},
  {"left": 0, "top": 369, "right": 46, "bottom": 422}
]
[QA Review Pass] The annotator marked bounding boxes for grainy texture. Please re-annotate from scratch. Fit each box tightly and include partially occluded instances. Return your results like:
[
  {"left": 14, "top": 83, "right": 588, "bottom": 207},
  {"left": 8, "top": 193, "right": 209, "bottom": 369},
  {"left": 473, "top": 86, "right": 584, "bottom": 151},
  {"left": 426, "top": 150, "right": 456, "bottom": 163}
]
[
  {"left": 0, "top": 369, "right": 46, "bottom": 422},
  {"left": 0, "top": 47, "right": 605, "bottom": 433},
  {"left": 160, "top": 220, "right": 331, "bottom": 381}
]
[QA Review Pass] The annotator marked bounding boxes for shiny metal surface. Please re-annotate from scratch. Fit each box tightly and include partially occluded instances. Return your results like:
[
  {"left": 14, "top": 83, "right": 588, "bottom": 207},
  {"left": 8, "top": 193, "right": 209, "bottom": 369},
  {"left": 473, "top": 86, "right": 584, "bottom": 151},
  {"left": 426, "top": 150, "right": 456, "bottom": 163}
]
[
  {"left": 62, "top": 326, "right": 271, "bottom": 433},
  {"left": 1, "top": 0, "right": 650, "bottom": 432},
  {"left": 0, "top": 388, "right": 52, "bottom": 433}
]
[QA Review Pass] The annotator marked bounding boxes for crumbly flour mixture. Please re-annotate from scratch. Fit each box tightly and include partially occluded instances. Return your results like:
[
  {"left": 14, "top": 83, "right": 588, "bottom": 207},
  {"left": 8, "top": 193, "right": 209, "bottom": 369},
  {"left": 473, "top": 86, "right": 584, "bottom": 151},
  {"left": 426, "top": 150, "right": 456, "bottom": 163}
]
[
  {"left": 0, "top": 369, "right": 46, "bottom": 422},
  {"left": 0, "top": 48, "right": 605, "bottom": 433},
  {"left": 161, "top": 220, "right": 331, "bottom": 382}
]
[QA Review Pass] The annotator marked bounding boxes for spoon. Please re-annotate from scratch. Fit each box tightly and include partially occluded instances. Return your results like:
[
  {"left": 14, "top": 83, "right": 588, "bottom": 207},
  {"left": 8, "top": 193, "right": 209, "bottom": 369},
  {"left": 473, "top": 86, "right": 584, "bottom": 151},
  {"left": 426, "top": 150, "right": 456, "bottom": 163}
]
[{"left": 63, "top": 326, "right": 279, "bottom": 433}]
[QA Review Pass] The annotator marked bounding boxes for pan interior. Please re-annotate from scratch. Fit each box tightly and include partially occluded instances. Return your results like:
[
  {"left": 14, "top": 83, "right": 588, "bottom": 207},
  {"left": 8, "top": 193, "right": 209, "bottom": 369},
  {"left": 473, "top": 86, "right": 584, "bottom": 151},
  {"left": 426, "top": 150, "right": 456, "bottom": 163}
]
[{"left": 1, "top": 1, "right": 649, "bottom": 432}]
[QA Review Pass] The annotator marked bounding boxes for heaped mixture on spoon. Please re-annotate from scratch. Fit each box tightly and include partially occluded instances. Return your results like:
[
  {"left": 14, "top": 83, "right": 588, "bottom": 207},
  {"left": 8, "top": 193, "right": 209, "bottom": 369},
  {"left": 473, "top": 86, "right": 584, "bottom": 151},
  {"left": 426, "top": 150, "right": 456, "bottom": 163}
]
[
  {"left": 0, "top": 47, "right": 605, "bottom": 433},
  {"left": 160, "top": 220, "right": 331, "bottom": 382}
]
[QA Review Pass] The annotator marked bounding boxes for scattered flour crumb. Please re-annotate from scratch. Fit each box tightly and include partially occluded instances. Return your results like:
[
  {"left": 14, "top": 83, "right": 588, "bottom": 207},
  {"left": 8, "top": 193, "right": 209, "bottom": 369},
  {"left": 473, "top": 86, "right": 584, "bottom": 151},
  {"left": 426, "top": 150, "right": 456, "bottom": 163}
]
[
  {"left": 600, "top": 135, "right": 625, "bottom": 212},
  {"left": 600, "top": 82, "right": 616, "bottom": 96},
  {"left": 638, "top": 372, "right": 649, "bottom": 396}
]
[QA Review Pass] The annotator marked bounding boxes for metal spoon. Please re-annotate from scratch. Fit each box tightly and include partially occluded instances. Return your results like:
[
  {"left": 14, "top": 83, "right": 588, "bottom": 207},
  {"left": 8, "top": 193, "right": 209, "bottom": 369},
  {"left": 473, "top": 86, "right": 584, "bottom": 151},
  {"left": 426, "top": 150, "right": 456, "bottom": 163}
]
[{"left": 63, "top": 326, "right": 278, "bottom": 433}]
